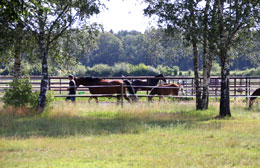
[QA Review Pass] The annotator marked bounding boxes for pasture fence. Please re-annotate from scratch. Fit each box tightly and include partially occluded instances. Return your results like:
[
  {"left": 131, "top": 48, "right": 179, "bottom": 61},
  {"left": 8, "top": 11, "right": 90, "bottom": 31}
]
[{"left": 1, "top": 76, "right": 260, "bottom": 104}]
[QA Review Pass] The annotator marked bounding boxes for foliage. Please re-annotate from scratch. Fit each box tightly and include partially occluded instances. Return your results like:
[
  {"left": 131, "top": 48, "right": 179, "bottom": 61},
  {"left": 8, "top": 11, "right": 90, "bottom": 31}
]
[
  {"left": 211, "top": 62, "right": 221, "bottom": 76},
  {"left": 112, "top": 62, "right": 133, "bottom": 76},
  {"left": 3, "top": 78, "right": 34, "bottom": 107},
  {"left": 86, "top": 64, "right": 113, "bottom": 77},
  {"left": 20, "top": 0, "right": 103, "bottom": 110},
  {"left": 2, "top": 78, "right": 54, "bottom": 112},
  {"left": 131, "top": 63, "right": 160, "bottom": 76},
  {"left": 29, "top": 91, "right": 54, "bottom": 110},
  {"left": 77, "top": 29, "right": 259, "bottom": 71}
]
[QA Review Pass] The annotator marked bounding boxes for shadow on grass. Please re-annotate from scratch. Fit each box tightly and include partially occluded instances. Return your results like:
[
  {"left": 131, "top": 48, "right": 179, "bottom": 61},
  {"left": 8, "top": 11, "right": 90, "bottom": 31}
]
[{"left": 0, "top": 111, "right": 215, "bottom": 138}]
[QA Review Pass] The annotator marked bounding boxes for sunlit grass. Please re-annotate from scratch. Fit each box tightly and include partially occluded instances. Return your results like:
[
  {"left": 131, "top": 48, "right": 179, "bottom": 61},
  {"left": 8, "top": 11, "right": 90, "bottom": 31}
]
[{"left": 0, "top": 101, "right": 260, "bottom": 167}]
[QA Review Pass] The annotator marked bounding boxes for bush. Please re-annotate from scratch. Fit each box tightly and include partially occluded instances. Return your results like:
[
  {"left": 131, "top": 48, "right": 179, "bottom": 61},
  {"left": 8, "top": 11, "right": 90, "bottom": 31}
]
[
  {"left": 3, "top": 78, "right": 34, "bottom": 107},
  {"left": 112, "top": 62, "right": 132, "bottom": 76},
  {"left": 29, "top": 90, "right": 54, "bottom": 109},
  {"left": 86, "top": 64, "right": 112, "bottom": 76},
  {"left": 172, "top": 66, "right": 179, "bottom": 76},
  {"left": 131, "top": 63, "right": 160, "bottom": 76},
  {"left": 74, "top": 64, "right": 87, "bottom": 76},
  {"left": 211, "top": 62, "right": 221, "bottom": 76},
  {"left": 2, "top": 78, "right": 54, "bottom": 115}
]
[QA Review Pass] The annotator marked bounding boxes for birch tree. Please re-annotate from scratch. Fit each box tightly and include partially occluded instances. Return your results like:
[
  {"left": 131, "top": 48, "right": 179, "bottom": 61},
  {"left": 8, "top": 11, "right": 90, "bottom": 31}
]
[
  {"left": 144, "top": 0, "right": 214, "bottom": 110},
  {"left": 214, "top": 0, "right": 260, "bottom": 117},
  {"left": 19, "top": 0, "right": 102, "bottom": 111},
  {"left": 144, "top": 0, "right": 260, "bottom": 117}
]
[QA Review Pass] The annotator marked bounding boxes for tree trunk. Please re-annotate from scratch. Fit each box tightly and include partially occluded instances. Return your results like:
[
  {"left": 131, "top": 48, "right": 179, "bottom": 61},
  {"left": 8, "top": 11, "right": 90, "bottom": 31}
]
[
  {"left": 37, "top": 37, "right": 49, "bottom": 111},
  {"left": 13, "top": 21, "right": 24, "bottom": 79},
  {"left": 219, "top": 56, "right": 231, "bottom": 117},
  {"left": 37, "top": 16, "right": 49, "bottom": 111},
  {"left": 201, "top": 0, "right": 212, "bottom": 110},
  {"left": 201, "top": 53, "right": 213, "bottom": 110},
  {"left": 13, "top": 42, "right": 22, "bottom": 79},
  {"left": 193, "top": 42, "right": 202, "bottom": 110},
  {"left": 217, "top": 0, "right": 231, "bottom": 117}
]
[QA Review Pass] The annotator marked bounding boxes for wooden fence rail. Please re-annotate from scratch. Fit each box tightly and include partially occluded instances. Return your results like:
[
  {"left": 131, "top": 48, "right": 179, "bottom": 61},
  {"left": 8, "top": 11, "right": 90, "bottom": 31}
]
[{"left": 1, "top": 76, "right": 260, "bottom": 99}]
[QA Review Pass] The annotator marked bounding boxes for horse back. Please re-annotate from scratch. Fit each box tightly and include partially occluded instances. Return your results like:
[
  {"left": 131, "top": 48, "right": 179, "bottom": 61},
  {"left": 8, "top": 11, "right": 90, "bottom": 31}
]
[
  {"left": 153, "top": 83, "right": 180, "bottom": 95},
  {"left": 100, "top": 79, "right": 123, "bottom": 85}
]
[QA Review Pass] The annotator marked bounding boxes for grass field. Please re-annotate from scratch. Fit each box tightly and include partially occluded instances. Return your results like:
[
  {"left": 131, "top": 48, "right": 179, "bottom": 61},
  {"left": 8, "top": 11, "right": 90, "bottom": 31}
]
[{"left": 0, "top": 100, "right": 260, "bottom": 168}]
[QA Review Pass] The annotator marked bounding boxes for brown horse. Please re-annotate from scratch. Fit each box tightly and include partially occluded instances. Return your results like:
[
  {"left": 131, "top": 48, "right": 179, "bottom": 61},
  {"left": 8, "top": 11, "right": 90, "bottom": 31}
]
[
  {"left": 249, "top": 88, "right": 260, "bottom": 108},
  {"left": 148, "top": 83, "right": 184, "bottom": 102},
  {"left": 75, "top": 77, "right": 135, "bottom": 103}
]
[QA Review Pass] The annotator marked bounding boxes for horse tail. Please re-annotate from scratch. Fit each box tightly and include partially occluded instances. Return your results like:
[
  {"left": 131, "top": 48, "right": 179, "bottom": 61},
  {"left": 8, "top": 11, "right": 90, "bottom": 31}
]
[
  {"left": 249, "top": 96, "right": 256, "bottom": 108},
  {"left": 249, "top": 88, "right": 260, "bottom": 108},
  {"left": 123, "top": 79, "right": 138, "bottom": 101}
]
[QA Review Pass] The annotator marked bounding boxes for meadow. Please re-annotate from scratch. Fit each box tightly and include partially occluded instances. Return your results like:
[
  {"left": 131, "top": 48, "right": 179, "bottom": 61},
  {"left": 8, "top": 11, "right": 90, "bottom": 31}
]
[{"left": 0, "top": 100, "right": 260, "bottom": 168}]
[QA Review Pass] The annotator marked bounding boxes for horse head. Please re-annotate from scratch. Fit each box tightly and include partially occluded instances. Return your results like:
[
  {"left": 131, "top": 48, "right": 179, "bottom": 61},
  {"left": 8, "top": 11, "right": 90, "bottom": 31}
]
[
  {"left": 155, "top": 74, "right": 166, "bottom": 83},
  {"left": 74, "top": 77, "right": 82, "bottom": 87}
]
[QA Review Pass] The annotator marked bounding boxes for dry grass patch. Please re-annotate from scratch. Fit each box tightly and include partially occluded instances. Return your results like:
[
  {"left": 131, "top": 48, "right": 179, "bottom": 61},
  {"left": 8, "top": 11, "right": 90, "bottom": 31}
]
[{"left": 1, "top": 101, "right": 260, "bottom": 167}]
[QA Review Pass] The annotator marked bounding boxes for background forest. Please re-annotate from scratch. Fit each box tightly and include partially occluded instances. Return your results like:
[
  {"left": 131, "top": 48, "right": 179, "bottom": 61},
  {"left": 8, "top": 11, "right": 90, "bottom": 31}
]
[{"left": 1, "top": 28, "right": 259, "bottom": 76}]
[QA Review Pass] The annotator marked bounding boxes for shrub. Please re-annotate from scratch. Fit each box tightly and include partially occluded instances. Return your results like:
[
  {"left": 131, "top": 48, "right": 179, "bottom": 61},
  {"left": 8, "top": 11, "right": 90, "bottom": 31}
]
[
  {"left": 74, "top": 64, "right": 87, "bottom": 76},
  {"left": 211, "top": 62, "right": 221, "bottom": 76},
  {"left": 131, "top": 63, "right": 160, "bottom": 76},
  {"left": 255, "top": 67, "right": 260, "bottom": 76},
  {"left": 86, "top": 64, "right": 112, "bottom": 76},
  {"left": 172, "top": 66, "right": 179, "bottom": 76},
  {"left": 112, "top": 62, "right": 132, "bottom": 76},
  {"left": 2, "top": 78, "right": 54, "bottom": 116},
  {"left": 156, "top": 65, "right": 167, "bottom": 75},
  {"left": 3, "top": 78, "right": 34, "bottom": 107},
  {"left": 29, "top": 91, "right": 54, "bottom": 109},
  {"left": 156, "top": 65, "right": 179, "bottom": 76}
]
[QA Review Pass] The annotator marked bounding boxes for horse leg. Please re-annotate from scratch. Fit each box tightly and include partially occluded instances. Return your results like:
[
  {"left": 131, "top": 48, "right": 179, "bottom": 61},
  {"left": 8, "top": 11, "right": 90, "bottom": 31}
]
[
  {"left": 159, "top": 96, "right": 164, "bottom": 102},
  {"left": 88, "top": 96, "right": 92, "bottom": 103},
  {"left": 124, "top": 94, "right": 130, "bottom": 103},
  {"left": 123, "top": 88, "right": 131, "bottom": 103},
  {"left": 159, "top": 96, "right": 163, "bottom": 102},
  {"left": 176, "top": 93, "right": 180, "bottom": 102},
  {"left": 148, "top": 95, "right": 153, "bottom": 102},
  {"left": 116, "top": 95, "right": 121, "bottom": 105},
  {"left": 94, "top": 96, "right": 98, "bottom": 103}
]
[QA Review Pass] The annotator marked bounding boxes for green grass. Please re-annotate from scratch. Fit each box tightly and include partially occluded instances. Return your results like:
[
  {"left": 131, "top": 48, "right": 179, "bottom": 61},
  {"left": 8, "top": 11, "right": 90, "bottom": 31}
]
[{"left": 0, "top": 101, "right": 260, "bottom": 168}]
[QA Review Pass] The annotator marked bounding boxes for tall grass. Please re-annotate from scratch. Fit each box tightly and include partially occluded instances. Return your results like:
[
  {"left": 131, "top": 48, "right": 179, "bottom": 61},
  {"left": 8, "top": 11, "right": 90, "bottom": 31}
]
[{"left": 1, "top": 101, "right": 260, "bottom": 167}]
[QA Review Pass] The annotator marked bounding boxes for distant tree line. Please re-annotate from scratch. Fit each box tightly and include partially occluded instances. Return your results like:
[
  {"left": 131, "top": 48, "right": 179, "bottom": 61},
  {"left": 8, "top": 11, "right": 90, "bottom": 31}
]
[
  {"left": 1, "top": 28, "right": 259, "bottom": 77},
  {"left": 79, "top": 29, "right": 259, "bottom": 71}
]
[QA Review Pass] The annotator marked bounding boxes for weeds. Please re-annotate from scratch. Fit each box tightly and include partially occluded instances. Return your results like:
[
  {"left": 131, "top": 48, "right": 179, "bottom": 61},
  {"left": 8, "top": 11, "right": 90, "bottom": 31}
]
[{"left": 0, "top": 101, "right": 260, "bottom": 168}]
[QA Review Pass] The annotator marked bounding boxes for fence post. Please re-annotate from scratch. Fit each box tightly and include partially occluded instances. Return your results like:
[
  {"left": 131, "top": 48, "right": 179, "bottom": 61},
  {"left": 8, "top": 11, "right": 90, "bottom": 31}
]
[
  {"left": 60, "top": 78, "right": 62, "bottom": 94},
  {"left": 246, "top": 77, "right": 248, "bottom": 107},
  {"left": 121, "top": 84, "right": 124, "bottom": 107},
  {"left": 48, "top": 78, "right": 51, "bottom": 90},
  {"left": 191, "top": 78, "right": 194, "bottom": 97},
  {"left": 249, "top": 78, "right": 251, "bottom": 96},
  {"left": 234, "top": 78, "right": 236, "bottom": 98}
]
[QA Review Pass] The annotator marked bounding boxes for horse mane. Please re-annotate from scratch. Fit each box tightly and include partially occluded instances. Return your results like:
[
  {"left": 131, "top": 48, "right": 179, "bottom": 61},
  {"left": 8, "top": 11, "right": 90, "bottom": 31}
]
[
  {"left": 81, "top": 76, "right": 102, "bottom": 82},
  {"left": 169, "top": 83, "right": 179, "bottom": 87},
  {"left": 155, "top": 74, "right": 164, "bottom": 77}
]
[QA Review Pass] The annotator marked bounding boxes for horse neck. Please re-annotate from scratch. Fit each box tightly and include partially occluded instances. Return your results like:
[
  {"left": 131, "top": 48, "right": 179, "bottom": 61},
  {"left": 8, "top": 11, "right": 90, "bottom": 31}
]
[
  {"left": 77, "top": 78, "right": 99, "bottom": 86},
  {"left": 148, "top": 79, "right": 159, "bottom": 86}
]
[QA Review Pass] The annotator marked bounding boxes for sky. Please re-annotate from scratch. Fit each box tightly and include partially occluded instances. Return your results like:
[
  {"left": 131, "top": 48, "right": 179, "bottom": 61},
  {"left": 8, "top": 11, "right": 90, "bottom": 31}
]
[{"left": 90, "top": 0, "right": 157, "bottom": 33}]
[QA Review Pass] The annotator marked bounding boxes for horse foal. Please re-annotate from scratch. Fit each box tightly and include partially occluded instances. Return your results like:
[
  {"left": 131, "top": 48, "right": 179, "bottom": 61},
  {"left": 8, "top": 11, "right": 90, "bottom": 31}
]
[{"left": 148, "top": 83, "right": 182, "bottom": 102}]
